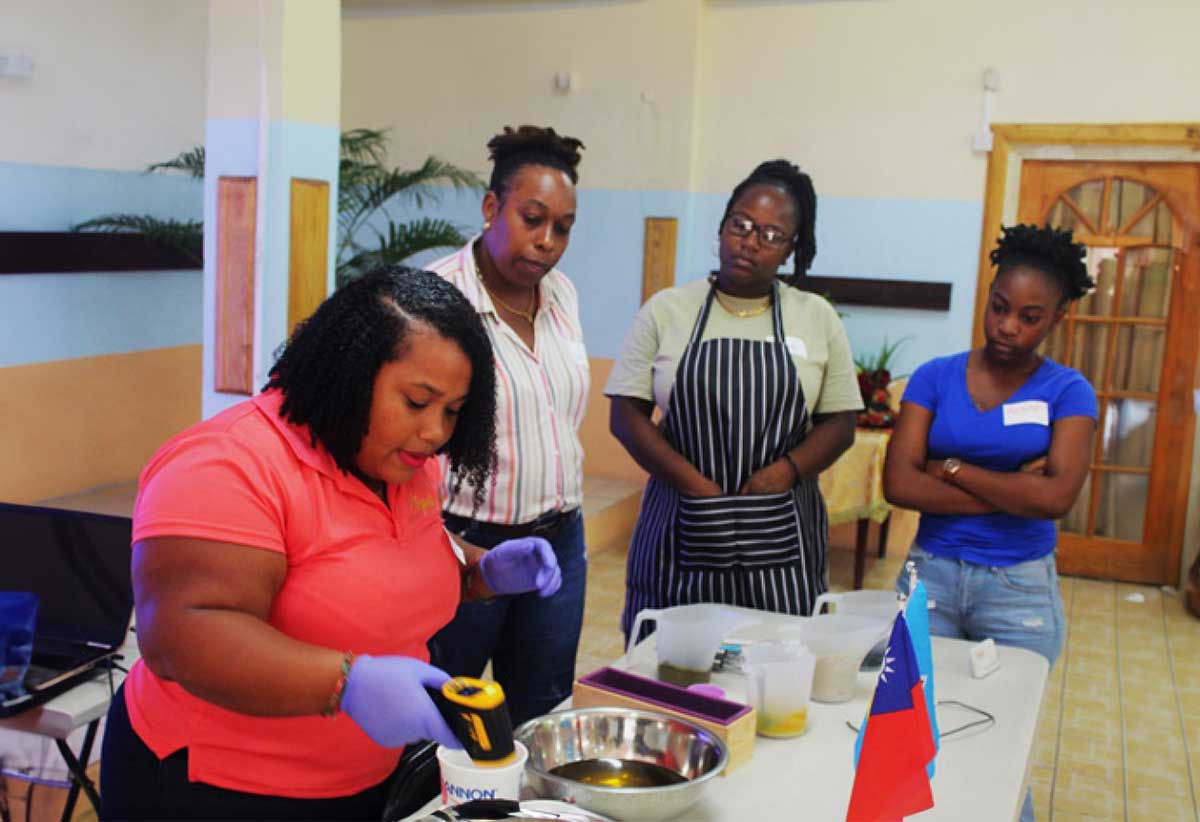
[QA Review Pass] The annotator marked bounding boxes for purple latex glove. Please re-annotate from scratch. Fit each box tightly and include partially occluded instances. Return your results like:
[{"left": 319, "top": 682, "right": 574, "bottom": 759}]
[
  {"left": 340, "top": 655, "right": 461, "bottom": 749},
  {"left": 479, "top": 537, "right": 562, "bottom": 597}
]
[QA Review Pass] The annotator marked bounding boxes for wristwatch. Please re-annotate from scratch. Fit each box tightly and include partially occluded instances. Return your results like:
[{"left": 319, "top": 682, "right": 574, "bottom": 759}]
[{"left": 941, "top": 457, "right": 963, "bottom": 481}]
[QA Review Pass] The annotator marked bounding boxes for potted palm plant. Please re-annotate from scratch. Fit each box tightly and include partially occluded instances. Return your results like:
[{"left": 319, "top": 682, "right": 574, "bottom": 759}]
[{"left": 74, "top": 129, "right": 483, "bottom": 286}]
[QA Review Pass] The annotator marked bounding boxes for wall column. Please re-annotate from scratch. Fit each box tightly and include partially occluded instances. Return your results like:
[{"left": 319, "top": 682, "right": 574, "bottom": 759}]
[{"left": 203, "top": 0, "right": 340, "bottom": 417}]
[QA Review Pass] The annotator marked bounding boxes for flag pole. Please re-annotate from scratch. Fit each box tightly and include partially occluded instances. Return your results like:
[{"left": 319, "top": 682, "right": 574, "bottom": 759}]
[{"left": 899, "top": 559, "right": 918, "bottom": 608}]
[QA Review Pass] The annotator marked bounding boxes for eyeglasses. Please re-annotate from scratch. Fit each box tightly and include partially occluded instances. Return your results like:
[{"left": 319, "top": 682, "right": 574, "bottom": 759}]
[{"left": 723, "top": 214, "right": 794, "bottom": 248}]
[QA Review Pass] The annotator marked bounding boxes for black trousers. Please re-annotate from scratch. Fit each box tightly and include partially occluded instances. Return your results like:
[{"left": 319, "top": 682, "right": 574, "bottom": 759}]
[{"left": 99, "top": 684, "right": 390, "bottom": 821}]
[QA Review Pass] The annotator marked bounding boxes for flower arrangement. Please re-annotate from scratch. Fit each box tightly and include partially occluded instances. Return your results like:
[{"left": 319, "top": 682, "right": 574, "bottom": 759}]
[{"left": 854, "top": 336, "right": 910, "bottom": 429}]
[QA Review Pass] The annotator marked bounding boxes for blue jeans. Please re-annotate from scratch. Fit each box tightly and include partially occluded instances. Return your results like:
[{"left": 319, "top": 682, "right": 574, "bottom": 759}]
[
  {"left": 896, "top": 544, "right": 1065, "bottom": 666},
  {"left": 428, "top": 512, "right": 587, "bottom": 728},
  {"left": 897, "top": 544, "right": 1064, "bottom": 822}
]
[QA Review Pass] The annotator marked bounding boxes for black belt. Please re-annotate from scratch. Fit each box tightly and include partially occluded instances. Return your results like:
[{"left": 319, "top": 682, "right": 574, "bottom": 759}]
[{"left": 443, "top": 508, "right": 579, "bottom": 542}]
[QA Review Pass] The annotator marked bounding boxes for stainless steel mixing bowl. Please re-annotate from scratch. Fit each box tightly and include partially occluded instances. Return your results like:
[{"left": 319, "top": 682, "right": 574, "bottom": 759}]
[{"left": 514, "top": 707, "right": 727, "bottom": 821}]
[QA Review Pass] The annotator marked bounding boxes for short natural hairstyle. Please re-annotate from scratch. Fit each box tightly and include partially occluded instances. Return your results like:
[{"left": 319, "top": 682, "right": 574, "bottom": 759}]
[
  {"left": 990, "top": 223, "right": 1094, "bottom": 302},
  {"left": 720, "top": 159, "right": 818, "bottom": 286},
  {"left": 264, "top": 265, "right": 496, "bottom": 510},
  {"left": 486, "top": 125, "right": 585, "bottom": 197}
]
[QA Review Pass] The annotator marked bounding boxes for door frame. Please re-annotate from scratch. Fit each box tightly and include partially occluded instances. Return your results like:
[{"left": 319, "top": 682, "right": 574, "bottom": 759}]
[{"left": 971, "top": 123, "right": 1200, "bottom": 586}]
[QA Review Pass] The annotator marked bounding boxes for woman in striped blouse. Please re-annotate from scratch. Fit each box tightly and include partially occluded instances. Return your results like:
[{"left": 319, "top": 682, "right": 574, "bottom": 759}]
[{"left": 427, "top": 126, "right": 590, "bottom": 726}]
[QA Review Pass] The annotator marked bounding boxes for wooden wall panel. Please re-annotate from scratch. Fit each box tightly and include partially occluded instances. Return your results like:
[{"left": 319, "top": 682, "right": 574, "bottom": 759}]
[
  {"left": 288, "top": 178, "right": 331, "bottom": 334},
  {"left": 641, "top": 217, "right": 677, "bottom": 304},
  {"left": 215, "top": 177, "right": 256, "bottom": 394}
]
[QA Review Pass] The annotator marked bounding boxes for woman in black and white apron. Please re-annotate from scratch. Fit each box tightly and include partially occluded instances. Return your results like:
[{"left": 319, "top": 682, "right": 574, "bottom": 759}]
[{"left": 606, "top": 160, "right": 863, "bottom": 638}]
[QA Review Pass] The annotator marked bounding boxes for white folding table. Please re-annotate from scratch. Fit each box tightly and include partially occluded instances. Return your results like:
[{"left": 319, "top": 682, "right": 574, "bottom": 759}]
[
  {"left": 407, "top": 608, "right": 1049, "bottom": 821},
  {"left": 0, "top": 633, "right": 137, "bottom": 821}
]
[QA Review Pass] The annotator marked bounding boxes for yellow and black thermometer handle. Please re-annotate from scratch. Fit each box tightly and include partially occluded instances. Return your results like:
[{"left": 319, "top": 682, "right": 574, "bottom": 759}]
[{"left": 425, "top": 677, "right": 516, "bottom": 766}]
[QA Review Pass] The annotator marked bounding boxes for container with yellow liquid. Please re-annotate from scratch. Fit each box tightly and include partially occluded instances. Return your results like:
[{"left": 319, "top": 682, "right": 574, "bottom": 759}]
[
  {"left": 756, "top": 707, "right": 809, "bottom": 737},
  {"left": 744, "top": 642, "right": 814, "bottom": 739}
]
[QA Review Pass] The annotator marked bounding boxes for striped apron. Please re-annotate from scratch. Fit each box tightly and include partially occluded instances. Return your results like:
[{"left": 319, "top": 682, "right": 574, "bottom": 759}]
[{"left": 621, "top": 281, "right": 829, "bottom": 638}]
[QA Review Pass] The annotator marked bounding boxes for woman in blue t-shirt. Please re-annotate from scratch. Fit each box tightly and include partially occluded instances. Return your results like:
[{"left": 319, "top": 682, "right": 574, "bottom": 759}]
[{"left": 884, "top": 224, "right": 1097, "bottom": 667}]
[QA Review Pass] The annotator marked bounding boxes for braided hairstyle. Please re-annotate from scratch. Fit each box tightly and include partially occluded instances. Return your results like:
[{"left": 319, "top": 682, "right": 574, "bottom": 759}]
[
  {"left": 487, "top": 125, "right": 586, "bottom": 197},
  {"left": 990, "top": 224, "right": 1093, "bottom": 302},
  {"left": 720, "top": 159, "right": 818, "bottom": 286},
  {"left": 265, "top": 265, "right": 497, "bottom": 511}
]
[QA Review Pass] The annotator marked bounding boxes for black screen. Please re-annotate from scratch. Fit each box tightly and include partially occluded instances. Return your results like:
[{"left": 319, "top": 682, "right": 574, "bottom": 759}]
[{"left": 0, "top": 502, "right": 133, "bottom": 650}]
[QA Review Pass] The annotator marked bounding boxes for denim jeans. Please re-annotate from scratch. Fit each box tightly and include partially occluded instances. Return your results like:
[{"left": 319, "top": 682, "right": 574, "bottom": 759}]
[
  {"left": 428, "top": 511, "right": 587, "bottom": 728},
  {"left": 896, "top": 543, "right": 1064, "bottom": 822}
]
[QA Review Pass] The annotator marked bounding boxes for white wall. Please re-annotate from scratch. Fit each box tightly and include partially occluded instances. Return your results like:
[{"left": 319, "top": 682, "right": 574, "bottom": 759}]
[
  {"left": 696, "top": 0, "right": 1200, "bottom": 199},
  {"left": 342, "top": 0, "right": 1200, "bottom": 370},
  {"left": 342, "top": 0, "right": 702, "bottom": 190},
  {"left": 0, "top": 0, "right": 207, "bottom": 170}
]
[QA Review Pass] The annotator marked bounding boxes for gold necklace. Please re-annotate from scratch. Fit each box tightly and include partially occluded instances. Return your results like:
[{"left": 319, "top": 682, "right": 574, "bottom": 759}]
[
  {"left": 473, "top": 256, "right": 537, "bottom": 325},
  {"left": 714, "top": 290, "right": 771, "bottom": 318}
]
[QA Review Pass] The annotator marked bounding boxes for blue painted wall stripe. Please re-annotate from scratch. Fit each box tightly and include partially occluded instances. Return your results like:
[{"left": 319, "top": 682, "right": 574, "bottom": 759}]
[
  {"left": 0, "top": 270, "right": 202, "bottom": 368},
  {"left": 388, "top": 188, "right": 982, "bottom": 371},
  {"left": 0, "top": 161, "right": 203, "bottom": 368},
  {"left": 0, "top": 161, "right": 202, "bottom": 232},
  {"left": 3, "top": 150, "right": 982, "bottom": 377}
]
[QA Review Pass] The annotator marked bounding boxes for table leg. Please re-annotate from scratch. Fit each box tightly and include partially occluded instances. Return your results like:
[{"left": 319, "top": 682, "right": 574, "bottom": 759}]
[
  {"left": 854, "top": 518, "right": 869, "bottom": 590},
  {"left": 878, "top": 512, "right": 891, "bottom": 558},
  {"left": 55, "top": 720, "right": 100, "bottom": 822}
]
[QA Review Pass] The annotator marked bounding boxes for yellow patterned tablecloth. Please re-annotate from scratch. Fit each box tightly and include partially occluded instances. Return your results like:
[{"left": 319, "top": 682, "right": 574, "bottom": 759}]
[{"left": 818, "top": 428, "right": 893, "bottom": 526}]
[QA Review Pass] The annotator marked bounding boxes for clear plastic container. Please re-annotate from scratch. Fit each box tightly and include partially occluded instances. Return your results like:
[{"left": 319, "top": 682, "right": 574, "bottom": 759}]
[
  {"left": 627, "top": 604, "right": 759, "bottom": 687},
  {"left": 780, "top": 614, "right": 891, "bottom": 703},
  {"left": 744, "top": 641, "right": 815, "bottom": 738}
]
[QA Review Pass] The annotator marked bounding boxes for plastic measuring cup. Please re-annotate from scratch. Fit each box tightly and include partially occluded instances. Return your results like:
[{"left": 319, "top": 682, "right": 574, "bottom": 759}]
[
  {"left": 780, "top": 614, "right": 891, "bottom": 703},
  {"left": 744, "top": 642, "right": 815, "bottom": 738},
  {"left": 813, "top": 590, "right": 899, "bottom": 670},
  {"left": 0, "top": 592, "right": 38, "bottom": 699},
  {"left": 627, "top": 604, "right": 759, "bottom": 687},
  {"left": 813, "top": 590, "right": 899, "bottom": 620}
]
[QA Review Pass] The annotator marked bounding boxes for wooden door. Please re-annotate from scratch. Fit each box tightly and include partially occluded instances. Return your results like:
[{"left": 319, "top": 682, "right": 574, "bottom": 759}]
[{"left": 1017, "top": 161, "right": 1200, "bottom": 584}]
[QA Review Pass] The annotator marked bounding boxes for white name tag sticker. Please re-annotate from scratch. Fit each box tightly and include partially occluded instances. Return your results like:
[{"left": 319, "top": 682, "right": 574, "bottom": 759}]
[
  {"left": 784, "top": 336, "right": 808, "bottom": 358},
  {"left": 1003, "top": 400, "right": 1049, "bottom": 426}
]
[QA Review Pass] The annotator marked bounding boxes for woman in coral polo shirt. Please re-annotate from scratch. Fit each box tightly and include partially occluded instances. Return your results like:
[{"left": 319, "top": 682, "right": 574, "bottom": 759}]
[{"left": 99, "top": 267, "right": 560, "bottom": 820}]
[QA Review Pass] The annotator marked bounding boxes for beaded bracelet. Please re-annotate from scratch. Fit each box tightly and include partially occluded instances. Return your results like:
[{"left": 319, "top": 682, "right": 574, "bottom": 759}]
[
  {"left": 462, "top": 562, "right": 495, "bottom": 602},
  {"left": 321, "top": 651, "right": 356, "bottom": 718}
]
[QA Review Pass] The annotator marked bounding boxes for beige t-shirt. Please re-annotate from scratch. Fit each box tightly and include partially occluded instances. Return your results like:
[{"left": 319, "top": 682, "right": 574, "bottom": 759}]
[{"left": 605, "top": 279, "right": 864, "bottom": 424}]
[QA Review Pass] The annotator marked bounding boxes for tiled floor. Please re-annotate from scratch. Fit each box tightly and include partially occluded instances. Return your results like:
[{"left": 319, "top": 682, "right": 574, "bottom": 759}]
[{"left": 19, "top": 482, "right": 1200, "bottom": 821}]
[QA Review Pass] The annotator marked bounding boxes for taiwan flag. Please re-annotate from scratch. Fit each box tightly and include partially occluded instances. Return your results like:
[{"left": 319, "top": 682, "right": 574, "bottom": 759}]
[{"left": 846, "top": 612, "right": 936, "bottom": 821}]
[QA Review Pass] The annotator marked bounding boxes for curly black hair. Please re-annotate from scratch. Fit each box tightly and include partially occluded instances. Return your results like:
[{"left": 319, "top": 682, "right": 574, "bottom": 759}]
[
  {"left": 487, "top": 125, "right": 586, "bottom": 196},
  {"left": 990, "top": 223, "right": 1094, "bottom": 302},
  {"left": 720, "top": 159, "right": 818, "bottom": 286},
  {"left": 264, "top": 265, "right": 497, "bottom": 510}
]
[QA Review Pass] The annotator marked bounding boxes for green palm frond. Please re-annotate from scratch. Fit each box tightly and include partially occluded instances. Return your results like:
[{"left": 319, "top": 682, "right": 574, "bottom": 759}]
[
  {"left": 340, "top": 128, "right": 389, "bottom": 168},
  {"left": 337, "top": 156, "right": 484, "bottom": 268},
  {"left": 73, "top": 215, "right": 203, "bottom": 265},
  {"left": 147, "top": 147, "right": 206, "bottom": 179},
  {"left": 367, "top": 157, "right": 484, "bottom": 210},
  {"left": 854, "top": 335, "right": 912, "bottom": 375},
  {"left": 74, "top": 129, "right": 481, "bottom": 281},
  {"left": 338, "top": 217, "right": 469, "bottom": 287}
]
